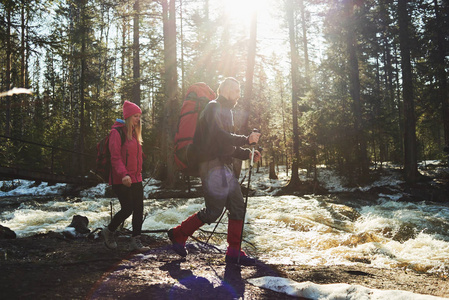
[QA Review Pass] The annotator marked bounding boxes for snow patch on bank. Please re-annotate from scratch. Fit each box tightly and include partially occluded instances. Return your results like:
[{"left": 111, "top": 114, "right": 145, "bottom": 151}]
[
  {"left": 0, "top": 180, "right": 67, "bottom": 197},
  {"left": 0, "top": 177, "right": 161, "bottom": 198},
  {"left": 248, "top": 276, "right": 446, "bottom": 300},
  {"left": 79, "top": 183, "right": 108, "bottom": 198},
  {"left": 0, "top": 164, "right": 407, "bottom": 198}
]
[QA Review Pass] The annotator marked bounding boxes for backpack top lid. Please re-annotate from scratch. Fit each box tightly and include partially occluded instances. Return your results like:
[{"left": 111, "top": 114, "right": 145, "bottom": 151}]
[
  {"left": 175, "top": 83, "right": 216, "bottom": 147},
  {"left": 185, "top": 82, "right": 216, "bottom": 102}
]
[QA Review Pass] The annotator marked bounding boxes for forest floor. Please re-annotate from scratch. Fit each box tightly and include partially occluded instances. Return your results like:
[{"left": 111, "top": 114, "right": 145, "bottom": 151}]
[{"left": 1, "top": 228, "right": 448, "bottom": 299}]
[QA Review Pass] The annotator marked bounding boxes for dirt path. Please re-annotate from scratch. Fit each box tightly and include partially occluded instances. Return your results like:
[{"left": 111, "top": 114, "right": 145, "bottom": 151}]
[{"left": 0, "top": 233, "right": 448, "bottom": 299}]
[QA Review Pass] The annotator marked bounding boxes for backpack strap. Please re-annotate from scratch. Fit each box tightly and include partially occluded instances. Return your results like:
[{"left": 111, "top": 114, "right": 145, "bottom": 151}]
[
  {"left": 109, "top": 127, "right": 126, "bottom": 185},
  {"left": 114, "top": 127, "right": 126, "bottom": 146}
]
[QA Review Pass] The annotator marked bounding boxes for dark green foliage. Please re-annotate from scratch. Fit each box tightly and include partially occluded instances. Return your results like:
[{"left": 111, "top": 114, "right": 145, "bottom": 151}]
[{"left": 0, "top": 0, "right": 447, "bottom": 185}]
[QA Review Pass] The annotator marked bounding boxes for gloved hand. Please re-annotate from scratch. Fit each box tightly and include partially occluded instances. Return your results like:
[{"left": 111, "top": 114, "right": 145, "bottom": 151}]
[
  {"left": 248, "top": 132, "right": 261, "bottom": 145},
  {"left": 250, "top": 150, "right": 262, "bottom": 163}
]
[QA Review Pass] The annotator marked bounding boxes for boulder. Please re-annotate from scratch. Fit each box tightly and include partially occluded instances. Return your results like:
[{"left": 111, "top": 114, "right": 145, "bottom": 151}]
[
  {"left": 0, "top": 225, "right": 16, "bottom": 239},
  {"left": 63, "top": 215, "right": 90, "bottom": 239}
]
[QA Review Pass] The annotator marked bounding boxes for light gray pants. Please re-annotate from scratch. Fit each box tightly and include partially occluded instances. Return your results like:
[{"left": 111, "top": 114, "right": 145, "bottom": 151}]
[{"left": 197, "top": 158, "right": 245, "bottom": 224}]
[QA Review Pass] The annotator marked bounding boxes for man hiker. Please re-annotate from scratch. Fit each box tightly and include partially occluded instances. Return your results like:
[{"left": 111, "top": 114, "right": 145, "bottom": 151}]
[{"left": 168, "top": 77, "right": 262, "bottom": 265}]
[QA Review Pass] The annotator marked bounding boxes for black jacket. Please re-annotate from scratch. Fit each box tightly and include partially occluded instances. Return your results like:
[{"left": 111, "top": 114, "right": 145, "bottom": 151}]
[{"left": 193, "top": 95, "right": 250, "bottom": 164}]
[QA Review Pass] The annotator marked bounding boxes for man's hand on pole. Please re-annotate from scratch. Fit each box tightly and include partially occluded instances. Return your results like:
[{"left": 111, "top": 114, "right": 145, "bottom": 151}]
[
  {"left": 248, "top": 129, "right": 262, "bottom": 164},
  {"left": 248, "top": 131, "right": 261, "bottom": 145},
  {"left": 251, "top": 150, "right": 262, "bottom": 163}
]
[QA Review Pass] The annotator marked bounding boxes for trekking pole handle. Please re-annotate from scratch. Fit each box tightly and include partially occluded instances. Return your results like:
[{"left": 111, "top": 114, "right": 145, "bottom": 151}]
[
  {"left": 249, "top": 129, "right": 260, "bottom": 167},
  {"left": 250, "top": 146, "right": 256, "bottom": 168}
]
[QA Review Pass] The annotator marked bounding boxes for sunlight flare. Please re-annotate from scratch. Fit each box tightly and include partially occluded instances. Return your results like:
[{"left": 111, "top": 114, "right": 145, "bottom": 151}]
[{"left": 221, "top": 0, "right": 269, "bottom": 24}]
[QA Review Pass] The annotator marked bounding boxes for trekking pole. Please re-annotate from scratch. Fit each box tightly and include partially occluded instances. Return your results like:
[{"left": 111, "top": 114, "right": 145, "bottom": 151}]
[
  {"left": 142, "top": 176, "right": 153, "bottom": 190},
  {"left": 238, "top": 129, "right": 259, "bottom": 264},
  {"left": 205, "top": 208, "right": 227, "bottom": 246}
]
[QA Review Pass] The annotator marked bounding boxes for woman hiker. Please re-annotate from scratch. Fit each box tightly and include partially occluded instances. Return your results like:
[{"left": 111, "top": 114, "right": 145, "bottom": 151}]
[
  {"left": 168, "top": 77, "right": 262, "bottom": 265},
  {"left": 101, "top": 100, "right": 149, "bottom": 252}
]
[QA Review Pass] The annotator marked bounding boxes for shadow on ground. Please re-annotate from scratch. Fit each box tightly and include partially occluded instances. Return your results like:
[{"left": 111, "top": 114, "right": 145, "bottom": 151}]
[{"left": 88, "top": 243, "right": 301, "bottom": 300}]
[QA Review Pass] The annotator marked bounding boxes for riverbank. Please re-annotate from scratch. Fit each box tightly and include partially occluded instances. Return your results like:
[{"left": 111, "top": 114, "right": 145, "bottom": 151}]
[{"left": 0, "top": 231, "right": 447, "bottom": 299}]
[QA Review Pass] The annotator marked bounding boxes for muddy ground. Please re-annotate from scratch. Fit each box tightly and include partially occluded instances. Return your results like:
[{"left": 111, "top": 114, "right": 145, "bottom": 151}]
[{"left": 0, "top": 230, "right": 448, "bottom": 300}]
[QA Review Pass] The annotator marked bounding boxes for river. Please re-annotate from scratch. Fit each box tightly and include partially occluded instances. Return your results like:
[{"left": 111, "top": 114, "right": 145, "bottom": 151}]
[{"left": 1, "top": 165, "right": 449, "bottom": 278}]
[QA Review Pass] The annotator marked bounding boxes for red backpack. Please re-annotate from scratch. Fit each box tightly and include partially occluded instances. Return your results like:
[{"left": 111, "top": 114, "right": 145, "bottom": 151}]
[
  {"left": 94, "top": 127, "right": 126, "bottom": 182},
  {"left": 174, "top": 82, "right": 216, "bottom": 176}
]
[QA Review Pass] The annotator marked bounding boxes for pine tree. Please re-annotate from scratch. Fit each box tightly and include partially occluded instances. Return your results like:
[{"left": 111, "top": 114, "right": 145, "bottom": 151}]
[
  {"left": 398, "top": 0, "right": 420, "bottom": 183},
  {"left": 161, "top": 0, "right": 179, "bottom": 187},
  {"left": 286, "top": 0, "right": 302, "bottom": 188}
]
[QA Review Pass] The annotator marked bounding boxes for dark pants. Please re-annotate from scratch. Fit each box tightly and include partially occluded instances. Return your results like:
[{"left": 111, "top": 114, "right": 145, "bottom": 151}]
[
  {"left": 108, "top": 182, "right": 144, "bottom": 237},
  {"left": 197, "top": 158, "right": 245, "bottom": 224}
]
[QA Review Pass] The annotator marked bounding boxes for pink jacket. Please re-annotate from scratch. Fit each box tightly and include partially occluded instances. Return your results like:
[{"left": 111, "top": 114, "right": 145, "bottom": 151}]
[{"left": 108, "top": 121, "right": 143, "bottom": 185}]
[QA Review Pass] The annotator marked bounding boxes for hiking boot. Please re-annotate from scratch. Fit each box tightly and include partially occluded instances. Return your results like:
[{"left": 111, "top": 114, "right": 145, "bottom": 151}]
[
  {"left": 167, "top": 213, "right": 204, "bottom": 257},
  {"left": 225, "top": 250, "right": 256, "bottom": 266},
  {"left": 101, "top": 227, "right": 117, "bottom": 249},
  {"left": 129, "top": 235, "right": 150, "bottom": 252},
  {"left": 167, "top": 228, "right": 187, "bottom": 257}
]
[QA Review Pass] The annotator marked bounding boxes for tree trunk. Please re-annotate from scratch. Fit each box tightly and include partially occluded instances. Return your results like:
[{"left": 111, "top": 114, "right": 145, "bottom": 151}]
[
  {"left": 269, "top": 161, "right": 278, "bottom": 180},
  {"left": 345, "top": 0, "right": 369, "bottom": 177},
  {"left": 132, "top": 0, "right": 141, "bottom": 106},
  {"left": 162, "top": 0, "right": 178, "bottom": 187},
  {"left": 299, "top": 0, "right": 310, "bottom": 90},
  {"left": 180, "top": 0, "right": 185, "bottom": 98},
  {"left": 286, "top": 0, "right": 301, "bottom": 188},
  {"left": 79, "top": 0, "right": 87, "bottom": 176},
  {"left": 5, "top": 7, "right": 12, "bottom": 137},
  {"left": 280, "top": 75, "right": 289, "bottom": 177},
  {"left": 242, "top": 10, "right": 257, "bottom": 135},
  {"left": 19, "top": 0, "right": 27, "bottom": 136},
  {"left": 21, "top": 1, "right": 26, "bottom": 89},
  {"left": 434, "top": 0, "right": 449, "bottom": 147},
  {"left": 234, "top": 10, "right": 258, "bottom": 178},
  {"left": 394, "top": 44, "right": 404, "bottom": 163},
  {"left": 120, "top": 9, "right": 128, "bottom": 103},
  {"left": 398, "top": 0, "right": 419, "bottom": 183},
  {"left": 69, "top": 1, "right": 79, "bottom": 177},
  {"left": 380, "top": 0, "right": 401, "bottom": 162}
]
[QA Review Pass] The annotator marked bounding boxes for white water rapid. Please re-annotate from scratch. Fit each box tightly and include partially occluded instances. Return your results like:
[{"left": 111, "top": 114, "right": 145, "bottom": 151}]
[{"left": 1, "top": 166, "right": 449, "bottom": 278}]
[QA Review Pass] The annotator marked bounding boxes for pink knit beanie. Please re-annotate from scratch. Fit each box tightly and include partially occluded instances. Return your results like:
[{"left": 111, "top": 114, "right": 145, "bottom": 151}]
[{"left": 123, "top": 100, "right": 142, "bottom": 119}]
